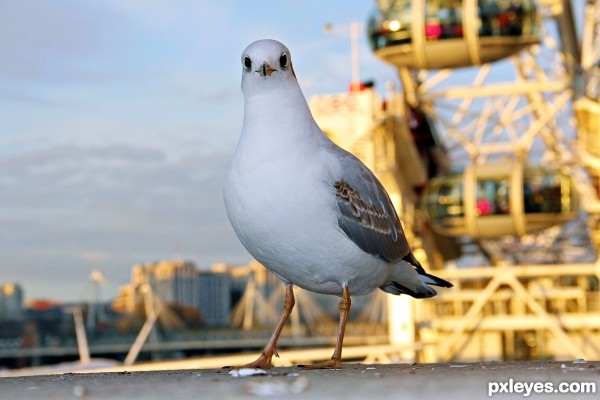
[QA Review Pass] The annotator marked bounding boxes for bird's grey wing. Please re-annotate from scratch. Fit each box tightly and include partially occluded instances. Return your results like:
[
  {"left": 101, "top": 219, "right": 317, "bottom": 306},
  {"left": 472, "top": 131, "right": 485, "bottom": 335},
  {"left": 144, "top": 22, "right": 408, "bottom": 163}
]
[{"left": 332, "top": 146, "right": 420, "bottom": 269}]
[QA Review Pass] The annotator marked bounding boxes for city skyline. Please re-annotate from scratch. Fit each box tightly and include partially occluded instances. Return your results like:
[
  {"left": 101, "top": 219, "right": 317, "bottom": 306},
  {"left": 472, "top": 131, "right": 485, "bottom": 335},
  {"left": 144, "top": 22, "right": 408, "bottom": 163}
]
[
  {"left": 0, "top": 258, "right": 339, "bottom": 328},
  {"left": 0, "top": 1, "right": 401, "bottom": 301},
  {"left": 0, "top": 259, "right": 233, "bottom": 306}
]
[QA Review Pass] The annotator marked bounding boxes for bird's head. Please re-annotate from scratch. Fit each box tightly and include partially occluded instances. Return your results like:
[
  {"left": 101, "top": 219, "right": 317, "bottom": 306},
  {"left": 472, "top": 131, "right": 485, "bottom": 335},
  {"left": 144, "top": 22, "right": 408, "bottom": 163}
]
[{"left": 240, "top": 39, "right": 298, "bottom": 97}]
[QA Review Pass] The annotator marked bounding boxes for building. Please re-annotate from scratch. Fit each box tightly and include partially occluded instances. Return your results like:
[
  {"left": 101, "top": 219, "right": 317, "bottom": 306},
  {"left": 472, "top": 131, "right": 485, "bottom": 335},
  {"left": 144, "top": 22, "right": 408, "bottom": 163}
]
[
  {"left": 197, "top": 271, "right": 231, "bottom": 327},
  {"left": 152, "top": 260, "right": 198, "bottom": 308},
  {"left": 130, "top": 260, "right": 199, "bottom": 308},
  {"left": 111, "top": 284, "right": 136, "bottom": 314},
  {"left": 0, "top": 283, "right": 24, "bottom": 319},
  {"left": 113, "top": 260, "right": 240, "bottom": 327}
]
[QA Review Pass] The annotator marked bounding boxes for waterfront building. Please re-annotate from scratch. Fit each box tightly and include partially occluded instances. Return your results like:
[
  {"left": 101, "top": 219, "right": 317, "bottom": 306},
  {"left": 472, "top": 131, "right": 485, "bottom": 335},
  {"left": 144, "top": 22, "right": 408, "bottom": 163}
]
[
  {"left": 131, "top": 260, "right": 199, "bottom": 309},
  {"left": 111, "top": 284, "right": 136, "bottom": 314},
  {"left": 153, "top": 260, "right": 198, "bottom": 309},
  {"left": 0, "top": 283, "right": 24, "bottom": 319},
  {"left": 197, "top": 271, "right": 231, "bottom": 327}
]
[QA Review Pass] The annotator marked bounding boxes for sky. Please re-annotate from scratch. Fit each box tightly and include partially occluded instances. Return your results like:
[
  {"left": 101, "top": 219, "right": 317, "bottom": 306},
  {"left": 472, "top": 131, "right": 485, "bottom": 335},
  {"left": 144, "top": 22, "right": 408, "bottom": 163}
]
[{"left": 0, "top": 0, "right": 401, "bottom": 301}]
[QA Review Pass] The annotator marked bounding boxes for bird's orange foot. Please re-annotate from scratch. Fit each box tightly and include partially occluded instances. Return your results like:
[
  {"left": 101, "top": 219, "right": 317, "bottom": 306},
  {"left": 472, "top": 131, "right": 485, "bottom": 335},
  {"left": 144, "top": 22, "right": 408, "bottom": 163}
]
[
  {"left": 236, "top": 352, "right": 274, "bottom": 370},
  {"left": 300, "top": 358, "right": 342, "bottom": 370}
]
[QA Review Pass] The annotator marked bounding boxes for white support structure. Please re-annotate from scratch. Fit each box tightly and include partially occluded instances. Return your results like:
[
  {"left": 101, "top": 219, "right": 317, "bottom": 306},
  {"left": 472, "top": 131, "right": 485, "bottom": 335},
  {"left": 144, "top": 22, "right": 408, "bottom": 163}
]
[
  {"left": 387, "top": 295, "right": 416, "bottom": 362},
  {"left": 71, "top": 308, "right": 91, "bottom": 365}
]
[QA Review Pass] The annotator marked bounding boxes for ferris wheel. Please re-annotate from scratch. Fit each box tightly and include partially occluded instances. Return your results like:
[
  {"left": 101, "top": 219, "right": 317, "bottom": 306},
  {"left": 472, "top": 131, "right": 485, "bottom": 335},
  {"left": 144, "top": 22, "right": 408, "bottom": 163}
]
[
  {"left": 367, "top": 0, "right": 600, "bottom": 266},
  {"left": 353, "top": 0, "right": 600, "bottom": 362}
]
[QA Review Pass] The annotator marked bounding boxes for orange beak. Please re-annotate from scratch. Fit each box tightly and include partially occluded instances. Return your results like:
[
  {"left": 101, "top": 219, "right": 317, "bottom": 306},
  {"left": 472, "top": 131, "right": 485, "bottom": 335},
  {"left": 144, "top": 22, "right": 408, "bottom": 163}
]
[{"left": 257, "top": 62, "right": 277, "bottom": 77}]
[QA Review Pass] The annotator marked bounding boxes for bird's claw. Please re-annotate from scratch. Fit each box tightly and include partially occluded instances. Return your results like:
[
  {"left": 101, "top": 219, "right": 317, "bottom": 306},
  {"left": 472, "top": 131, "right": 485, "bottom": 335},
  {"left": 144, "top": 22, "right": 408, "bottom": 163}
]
[{"left": 236, "top": 352, "right": 274, "bottom": 370}]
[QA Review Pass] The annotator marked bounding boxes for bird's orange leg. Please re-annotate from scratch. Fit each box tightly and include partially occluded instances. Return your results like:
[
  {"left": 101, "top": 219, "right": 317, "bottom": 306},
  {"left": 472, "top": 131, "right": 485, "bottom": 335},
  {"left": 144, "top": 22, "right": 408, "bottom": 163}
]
[
  {"left": 237, "top": 283, "right": 295, "bottom": 370},
  {"left": 302, "top": 285, "right": 351, "bottom": 369}
]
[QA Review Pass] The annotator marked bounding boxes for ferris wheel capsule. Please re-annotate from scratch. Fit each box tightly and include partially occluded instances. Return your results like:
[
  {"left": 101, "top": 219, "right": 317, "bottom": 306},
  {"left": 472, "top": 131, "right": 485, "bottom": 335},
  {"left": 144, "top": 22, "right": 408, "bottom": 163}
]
[
  {"left": 367, "top": 0, "right": 540, "bottom": 69},
  {"left": 421, "top": 158, "right": 579, "bottom": 238}
]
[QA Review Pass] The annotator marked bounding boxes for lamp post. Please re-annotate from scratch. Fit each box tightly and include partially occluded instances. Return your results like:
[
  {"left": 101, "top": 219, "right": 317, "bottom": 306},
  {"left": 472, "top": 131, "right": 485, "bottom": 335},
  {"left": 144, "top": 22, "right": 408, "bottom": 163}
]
[{"left": 324, "top": 21, "right": 362, "bottom": 91}]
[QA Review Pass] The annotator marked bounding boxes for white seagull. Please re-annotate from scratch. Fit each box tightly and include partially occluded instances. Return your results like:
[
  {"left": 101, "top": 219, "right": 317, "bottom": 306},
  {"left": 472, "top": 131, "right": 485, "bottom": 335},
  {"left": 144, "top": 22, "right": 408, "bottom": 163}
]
[{"left": 224, "top": 39, "right": 451, "bottom": 369}]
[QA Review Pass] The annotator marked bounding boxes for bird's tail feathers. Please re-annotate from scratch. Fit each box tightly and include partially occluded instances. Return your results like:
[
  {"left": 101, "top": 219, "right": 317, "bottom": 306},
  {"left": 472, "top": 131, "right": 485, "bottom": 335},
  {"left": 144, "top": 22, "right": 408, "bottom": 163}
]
[
  {"left": 379, "top": 264, "right": 452, "bottom": 299},
  {"left": 380, "top": 281, "right": 437, "bottom": 298}
]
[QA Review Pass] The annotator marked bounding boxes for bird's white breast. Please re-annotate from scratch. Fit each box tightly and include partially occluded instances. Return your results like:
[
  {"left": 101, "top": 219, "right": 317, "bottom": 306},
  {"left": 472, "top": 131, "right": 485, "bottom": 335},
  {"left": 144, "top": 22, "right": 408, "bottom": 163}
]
[
  {"left": 224, "top": 89, "right": 391, "bottom": 295},
  {"left": 225, "top": 132, "right": 333, "bottom": 264},
  {"left": 224, "top": 133, "right": 390, "bottom": 296}
]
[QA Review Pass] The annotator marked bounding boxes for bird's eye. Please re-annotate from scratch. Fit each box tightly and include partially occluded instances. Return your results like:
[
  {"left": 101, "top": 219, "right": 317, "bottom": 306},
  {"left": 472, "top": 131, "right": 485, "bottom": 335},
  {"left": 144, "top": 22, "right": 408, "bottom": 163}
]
[
  {"left": 243, "top": 55, "right": 252, "bottom": 71},
  {"left": 279, "top": 53, "right": 288, "bottom": 68}
]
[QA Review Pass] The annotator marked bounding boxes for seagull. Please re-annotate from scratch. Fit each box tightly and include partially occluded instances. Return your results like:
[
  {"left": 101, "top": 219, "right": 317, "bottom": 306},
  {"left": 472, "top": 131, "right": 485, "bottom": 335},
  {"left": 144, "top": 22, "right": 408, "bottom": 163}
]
[{"left": 224, "top": 39, "right": 452, "bottom": 369}]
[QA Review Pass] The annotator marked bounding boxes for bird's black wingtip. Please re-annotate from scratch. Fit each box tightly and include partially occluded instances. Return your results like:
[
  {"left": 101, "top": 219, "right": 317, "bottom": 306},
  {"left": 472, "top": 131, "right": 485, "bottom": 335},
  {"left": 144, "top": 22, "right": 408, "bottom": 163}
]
[{"left": 421, "top": 272, "right": 453, "bottom": 288}]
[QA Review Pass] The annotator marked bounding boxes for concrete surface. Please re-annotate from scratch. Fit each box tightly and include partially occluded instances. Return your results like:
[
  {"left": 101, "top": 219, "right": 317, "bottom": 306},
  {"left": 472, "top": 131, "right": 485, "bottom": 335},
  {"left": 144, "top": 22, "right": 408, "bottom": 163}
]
[{"left": 1, "top": 361, "right": 598, "bottom": 400}]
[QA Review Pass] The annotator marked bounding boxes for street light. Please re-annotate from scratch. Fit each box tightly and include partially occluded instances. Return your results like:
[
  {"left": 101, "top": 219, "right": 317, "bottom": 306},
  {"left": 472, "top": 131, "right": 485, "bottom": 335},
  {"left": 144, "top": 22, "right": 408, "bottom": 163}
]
[{"left": 324, "top": 21, "right": 362, "bottom": 91}]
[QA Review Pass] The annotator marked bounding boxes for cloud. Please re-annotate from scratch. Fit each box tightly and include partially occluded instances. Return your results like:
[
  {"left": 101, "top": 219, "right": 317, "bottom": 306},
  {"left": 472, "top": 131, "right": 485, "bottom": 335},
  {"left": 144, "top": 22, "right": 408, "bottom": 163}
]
[
  {"left": 80, "top": 250, "right": 113, "bottom": 263},
  {"left": 0, "top": 142, "right": 248, "bottom": 298},
  {"left": 0, "top": 1, "right": 126, "bottom": 83}
]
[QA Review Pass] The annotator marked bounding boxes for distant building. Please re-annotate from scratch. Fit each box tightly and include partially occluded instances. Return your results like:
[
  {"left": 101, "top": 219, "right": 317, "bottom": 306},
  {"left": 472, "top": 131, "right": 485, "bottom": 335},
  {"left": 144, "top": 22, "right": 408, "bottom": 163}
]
[
  {"left": 197, "top": 271, "right": 231, "bottom": 327},
  {"left": 0, "top": 283, "right": 24, "bottom": 319},
  {"left": 112, "top": 260, "right": 284, "bottom": 329},
  {"left": 152, "top": 260, "right": 198, "bottom": 308},
  {"left": 113, "top": 260, "right": 200, "bottom": 315},
  {"left": 133, "top": 260, "right": 199, "bottom": 308},
  {"left": 111, "top": 284, "right": 137, "bottom": 314}
]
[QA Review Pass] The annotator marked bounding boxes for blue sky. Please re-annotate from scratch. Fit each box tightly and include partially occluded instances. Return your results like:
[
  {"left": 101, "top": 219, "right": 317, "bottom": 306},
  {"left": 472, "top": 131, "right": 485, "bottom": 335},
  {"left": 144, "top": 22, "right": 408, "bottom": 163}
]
[{"left": 0, "top": 1, "right": 401, "bottom": 301}]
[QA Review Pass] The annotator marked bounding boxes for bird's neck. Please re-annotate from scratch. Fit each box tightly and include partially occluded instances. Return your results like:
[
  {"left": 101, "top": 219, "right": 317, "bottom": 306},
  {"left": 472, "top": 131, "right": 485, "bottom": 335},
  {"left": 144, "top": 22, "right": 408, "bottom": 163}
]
[{"left": 240, "top": 92, "right": 322, "bottom": 153}]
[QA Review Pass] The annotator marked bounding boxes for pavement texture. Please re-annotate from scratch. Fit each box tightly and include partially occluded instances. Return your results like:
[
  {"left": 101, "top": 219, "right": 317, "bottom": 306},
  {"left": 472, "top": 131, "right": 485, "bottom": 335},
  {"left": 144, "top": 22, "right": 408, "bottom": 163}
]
[{"left": 1, "top": 361, "right": 599, "bottom": 400}]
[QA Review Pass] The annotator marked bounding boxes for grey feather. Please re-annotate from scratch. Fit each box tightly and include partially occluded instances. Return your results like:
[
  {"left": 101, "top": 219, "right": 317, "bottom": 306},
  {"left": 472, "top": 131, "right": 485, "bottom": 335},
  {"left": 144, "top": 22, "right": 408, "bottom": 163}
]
[{"left": 331, "top": 145, "right": 417, "bottom": 267}]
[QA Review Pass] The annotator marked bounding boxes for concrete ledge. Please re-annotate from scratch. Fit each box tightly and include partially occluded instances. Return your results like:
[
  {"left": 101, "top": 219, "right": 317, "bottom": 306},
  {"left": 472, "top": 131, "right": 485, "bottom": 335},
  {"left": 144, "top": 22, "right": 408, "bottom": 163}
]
[{"left": 1, "top": 361, "right": 598, "bottom": 399}]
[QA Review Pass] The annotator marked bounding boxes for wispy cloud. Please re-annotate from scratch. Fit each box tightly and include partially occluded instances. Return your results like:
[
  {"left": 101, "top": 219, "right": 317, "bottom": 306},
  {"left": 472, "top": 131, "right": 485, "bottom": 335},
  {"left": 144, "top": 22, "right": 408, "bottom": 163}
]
[{"left": 0, "top": 142, "right": 246, "bottom": 297}]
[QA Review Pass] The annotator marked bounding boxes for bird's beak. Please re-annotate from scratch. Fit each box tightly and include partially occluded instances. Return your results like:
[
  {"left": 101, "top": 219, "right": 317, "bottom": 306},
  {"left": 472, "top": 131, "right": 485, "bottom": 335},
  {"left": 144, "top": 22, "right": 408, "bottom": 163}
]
[{"left": 256, "top": 62, "right": 277, "bottom": 77}]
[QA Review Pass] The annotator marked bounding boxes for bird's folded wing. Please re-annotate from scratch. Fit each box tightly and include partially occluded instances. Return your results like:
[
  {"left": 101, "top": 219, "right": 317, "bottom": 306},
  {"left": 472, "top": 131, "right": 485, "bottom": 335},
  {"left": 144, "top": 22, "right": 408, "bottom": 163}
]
[{"left": 333, "top": 148, "right": 415, "bottom": 267}]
